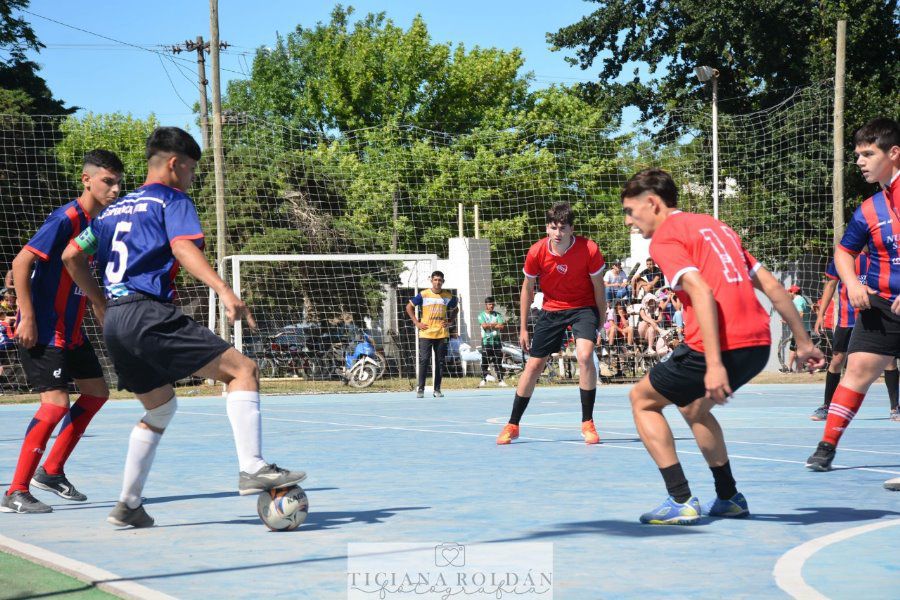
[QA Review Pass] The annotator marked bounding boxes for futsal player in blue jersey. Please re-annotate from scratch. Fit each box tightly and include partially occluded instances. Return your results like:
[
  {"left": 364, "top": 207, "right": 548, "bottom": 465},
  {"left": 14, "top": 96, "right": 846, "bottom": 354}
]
[
  {"left": 810, "top": 254, "right": 899, "bottom": 421},
  {"left": 805, "top": 118, "right": 900, "bottom": 481},
  {"left": 63, "top": 127, "right": 305, "bottom": 527},
  {"left": 1, "top": 150, "right": 123, "bottom": 514}
]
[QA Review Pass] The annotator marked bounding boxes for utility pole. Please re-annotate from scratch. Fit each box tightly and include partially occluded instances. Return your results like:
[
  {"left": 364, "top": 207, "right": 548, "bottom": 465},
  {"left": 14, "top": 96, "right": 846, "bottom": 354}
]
[
  {"left": 209, "top": 0, "right": 229, "bottom": 342},
  {"left": 170, "top": 37, "right": 228, "bottom": 149}
]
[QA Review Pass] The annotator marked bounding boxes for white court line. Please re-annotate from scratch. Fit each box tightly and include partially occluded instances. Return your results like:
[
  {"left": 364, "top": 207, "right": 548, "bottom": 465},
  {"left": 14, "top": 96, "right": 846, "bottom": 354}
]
[
  {"left": 0, "top": 533, "right": 175, "bottom": 600},
  {"left": 773, "top": 518, "right": 900, "bottom": 599}
]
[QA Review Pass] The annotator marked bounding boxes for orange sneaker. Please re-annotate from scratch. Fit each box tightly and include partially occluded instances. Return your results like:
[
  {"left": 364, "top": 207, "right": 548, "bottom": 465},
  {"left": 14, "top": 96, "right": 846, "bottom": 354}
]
[
  {"left": 581, "top": 420, "right": 600, "bottom": 444},
  {"left": 496, "top": 423, "right": 520, "bottom": 445}
]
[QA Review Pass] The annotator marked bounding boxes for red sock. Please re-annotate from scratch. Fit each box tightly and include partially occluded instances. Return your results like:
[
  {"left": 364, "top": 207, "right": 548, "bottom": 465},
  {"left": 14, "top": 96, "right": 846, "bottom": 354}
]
[
  {"left": 822, "top": 385, "right": 866, "bottom": 447},
  {"left": 42, "top": 395, "right": 107, "bottom": 476},
  {"left": 7, "top": 403, "right": 68, "bottom": 494}
]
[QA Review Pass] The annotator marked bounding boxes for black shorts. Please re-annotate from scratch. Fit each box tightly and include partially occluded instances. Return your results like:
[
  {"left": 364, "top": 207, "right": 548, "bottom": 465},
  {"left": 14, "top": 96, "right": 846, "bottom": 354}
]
[
  {"left": 529, "top": 307, "right": 599, "bottom": 359},
  {"left": 18, "top": 338, "right": 104, "bottom": 392},
  {"left": 832, "top": 326, "right": 853, "bottom": 354},
  {"left": 104, "top": 295, "right": 232, "bottom": 394},
  {"left": 847, "top": 294, "right": 900, "bottom": 358},
  {"left": 648, "top": 343, "right": 770, "bottom": 407}
]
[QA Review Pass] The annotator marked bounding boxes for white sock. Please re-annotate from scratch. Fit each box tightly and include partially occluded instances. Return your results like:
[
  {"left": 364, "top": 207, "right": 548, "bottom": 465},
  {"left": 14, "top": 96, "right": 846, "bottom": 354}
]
[
  {"left": 120, "top": 426, "right": 161, "bottom": 509},
  {"left": 226, "top": 390, "right": 266, "bottom": 474}
]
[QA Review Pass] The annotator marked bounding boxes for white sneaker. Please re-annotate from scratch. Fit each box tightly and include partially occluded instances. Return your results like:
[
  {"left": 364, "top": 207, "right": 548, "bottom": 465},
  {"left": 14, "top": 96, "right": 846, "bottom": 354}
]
[
  {"left": 478, "top": 379, "right": 487, "bottom": 388},
  {"left": 485, "top": 374, "right": 497, "bottom": 382},
  {"left": 885, "top": 477, "right": 900, "bottom": 491},
  {"left": 498, "top": 381, "right": 508, "bottom": 387}
]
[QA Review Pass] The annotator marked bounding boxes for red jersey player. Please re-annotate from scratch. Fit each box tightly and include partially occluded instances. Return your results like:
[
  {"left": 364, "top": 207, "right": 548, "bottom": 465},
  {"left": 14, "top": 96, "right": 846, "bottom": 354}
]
[
  {"left": 496, "top": 203, "right": 607, "bottom": 445},
  {"left": 621, "top": 168, "right": 823, "bottom": 525}
]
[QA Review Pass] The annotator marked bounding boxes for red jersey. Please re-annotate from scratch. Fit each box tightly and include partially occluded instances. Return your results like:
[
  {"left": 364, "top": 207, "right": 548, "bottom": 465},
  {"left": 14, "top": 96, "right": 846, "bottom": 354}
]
[
  {"left": 523, "top": 236, "right": 605, "bottom": 311},
  {"left": 649, "top": 211, "right": 771, "bottom": 352}
]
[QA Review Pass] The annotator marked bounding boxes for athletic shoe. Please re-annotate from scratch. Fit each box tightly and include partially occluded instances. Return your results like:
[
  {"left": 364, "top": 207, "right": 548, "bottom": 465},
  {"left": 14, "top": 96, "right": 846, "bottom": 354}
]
[
  {"left": 478, "top": 379, "right": 487, "bottom": 388},
  {"left": 810, "top": 405, "right": 828, "bottom": 421},
  {"left": 238, "top": 463, "right": 307, "bottom": 496},
  {"left": 496, "top": 423, "right": 519, "bottom": 445},
  {"left": 31, "top": 467, "right": 87, "bottom": 501},
  {"left": 416, "top": 389, "right": 424, "bottom": 398},
  {"left": 639, "top": 496, "right": 701, "bottom": 525},
  {"left": 581, "top": 419, "right": 600, "bottom": 444},
  {"left": 643, "top": 347, "right": 656, "bottom": 356},
  {"left": 884, "top": 477, "right": 900, "bottom": 491},
  {"left": 107, "top": 502, "right": 154, "bottom": 528},
  {"left": 498, "top": 381, "right": 508, "bottom": 387},
  {"left": 805, "top": 441, "right": 836, "bottom": 472},
  {"left": 890, "top": 408, "right": 900, "bottom": 422},
  {"left": 704, "top": 492, "right": 750, "bottom": 518},
  {"left": 0, "top": 490, "right": 52, "bottom": 514},
  {"left": 433, "top": 390, "right": 444, "bottom": 398}
]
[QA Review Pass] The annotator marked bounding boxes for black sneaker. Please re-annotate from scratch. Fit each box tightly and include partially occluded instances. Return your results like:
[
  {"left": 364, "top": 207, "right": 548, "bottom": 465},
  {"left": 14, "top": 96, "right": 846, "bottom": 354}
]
[
  {"left": 806, "top": 441, "right": 836, "bottom": 471},
  {"left": 416, "top": 389, "right": 424, "bottom": 398},
  {"left": 107, "top": 502, "right": 154, "bottom": 528},
  {"left": 433, "top": 390, "right": 444, "bottom": 398},
  {"left": 0, "top": 490, "right": 52, "bottom": 514},
  {"left": 238, "top": 463, "right": 307, "bottom": 496},
  {"left": 31, "top": 467, "right": 87, "bottom": 501}
]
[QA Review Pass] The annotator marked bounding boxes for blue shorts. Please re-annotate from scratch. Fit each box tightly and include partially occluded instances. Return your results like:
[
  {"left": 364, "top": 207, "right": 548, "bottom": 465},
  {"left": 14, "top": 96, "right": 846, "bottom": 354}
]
[{"left": 104, "top": 294, "right": 231, "bottom": 394}]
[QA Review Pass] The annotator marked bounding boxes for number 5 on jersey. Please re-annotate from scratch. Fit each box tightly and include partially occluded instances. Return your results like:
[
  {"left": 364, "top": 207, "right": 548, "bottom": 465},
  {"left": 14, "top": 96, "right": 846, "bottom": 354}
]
[{"left": 106, "top": 221, "right": 132, "bottom": 284}]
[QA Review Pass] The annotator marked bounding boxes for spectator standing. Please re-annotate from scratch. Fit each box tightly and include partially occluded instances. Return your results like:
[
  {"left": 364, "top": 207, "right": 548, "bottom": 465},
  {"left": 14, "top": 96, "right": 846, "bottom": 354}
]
[
  {"left": 478, "top": 296, "right": 506, "bottom": 387},
  {"left": 406, "top": 271, "right": 458, "bottom": 398}
]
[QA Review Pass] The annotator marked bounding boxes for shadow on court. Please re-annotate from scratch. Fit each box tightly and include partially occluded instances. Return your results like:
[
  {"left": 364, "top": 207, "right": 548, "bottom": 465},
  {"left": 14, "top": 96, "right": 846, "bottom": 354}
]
[
  {"left": 150, "top": 506, "right": 430, "bottom": 532},
  {"left": 751, "top": 507, "right": 900, "bottom": 525},
  {"left": 486, "top": 519, "right": 709, "bottom": 542}
]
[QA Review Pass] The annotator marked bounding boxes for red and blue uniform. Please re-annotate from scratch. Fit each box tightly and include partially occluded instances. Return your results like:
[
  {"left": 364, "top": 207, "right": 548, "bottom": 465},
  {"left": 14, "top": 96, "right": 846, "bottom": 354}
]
[
  {"left": 71, "top": 183, "right": 204, "bottom": 302},
  {"left": 24, "top": 199, "right": 92, "bottom": 349},
  {"left": 825, "top": 255, "right": 869, "bottom": 328},
  {"left": 839, "top": 178, "right": 900, "bottom": 301}
]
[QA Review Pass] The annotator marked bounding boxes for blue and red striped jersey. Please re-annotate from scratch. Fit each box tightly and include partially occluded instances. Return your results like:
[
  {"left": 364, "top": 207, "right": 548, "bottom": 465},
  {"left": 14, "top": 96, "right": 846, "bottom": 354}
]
[
  {"left": 839, "top": 178, "right": 900, "bottom": 302},
  {"left": 71, "top": 183, "right": 204, "bottom": 302},
  {"left": 824, "top": 254, "right": 869, "bottom": 328},
  {"left": 23, "top": 199, "right": 91, "bottom": 349}
]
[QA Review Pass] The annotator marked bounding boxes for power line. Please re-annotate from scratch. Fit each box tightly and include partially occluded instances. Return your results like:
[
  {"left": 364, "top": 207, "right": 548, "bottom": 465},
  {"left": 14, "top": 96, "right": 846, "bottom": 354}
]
[{"left": 156, "top": 54, "right": 193, "bottom": 110}]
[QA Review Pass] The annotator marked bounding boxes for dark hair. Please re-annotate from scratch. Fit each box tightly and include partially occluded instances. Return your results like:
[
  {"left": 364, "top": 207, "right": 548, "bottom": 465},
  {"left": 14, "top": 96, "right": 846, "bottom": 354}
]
[
  {"left": 546, "top": 202, "right": 575, "bottom": 226},
  {"left": 431, "top": 270, "right": 444, "bottom": 279},
  {"left": 484, "top": 296, "right": 495, "bottom": 304},
  {"left": 853, "top": 117, "right": 900, "bottom": 154},
  {"left": 83, "top": 149, "right": 124, "bottom": 174},
  {"left": 621, "top": 168, "right": 678, "bottom": 207},
  {"left": 146, "top": 127, "right": 202, "bottom": 161}
]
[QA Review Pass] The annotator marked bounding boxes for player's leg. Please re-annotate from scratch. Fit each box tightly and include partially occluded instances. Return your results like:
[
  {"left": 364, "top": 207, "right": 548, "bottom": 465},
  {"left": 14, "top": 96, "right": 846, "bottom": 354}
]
[
  {"left": 36, "top": 341, "right": 109, "bottom": 501},
  {"left": 1, "top": 346, "right": 71, "bottom": 514},
  {"left": 479, "top": 344, "right": 490, "bottom": 386},
  {"left": 432, "top": 338, "right": 448, "bottom": 397},
  {"left": 884, "top": 359, "right": 899, "bottom": 420},
  {"left": 572, "top": 308, "right": 601, "bottom": 444},
  {"left": 193, "top": 347, "right": 306, "bottom": 495},
  {"left": 416, "top": 337, "right": 433, "bottom": 397},
  {"left": 813, "top": 349, "right": 844, "bottom": 420},
  {"left": 489, "top": 344, "right": 505, "bottom": 384}
]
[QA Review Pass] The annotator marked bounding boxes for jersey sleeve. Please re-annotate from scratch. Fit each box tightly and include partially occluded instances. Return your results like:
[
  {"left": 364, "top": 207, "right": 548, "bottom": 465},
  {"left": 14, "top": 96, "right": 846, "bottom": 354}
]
[
  {"left": 839, "top": 205, "right": 869, "bottom": 255},
  {"left": 25, "top": 213, "right": 70, "bottom": 261},
  {"left": 409, "top": 293, "right": 423, "bottom": 306},
  {"left": 588, "top": 241, "right": 605, "bottom": 276},
  {"left": 447, "top": 296, "right": 459, "bottom": 309},
  {"left": 165, "top": 196, "right": 205, "bottom": 247},
  {"left": 523, "top": 244, "right": 541, "bottom": 278},
  {"left": 69, "top": 225, "right": 99, "bottom": 256},
  {"left": 825, "top": 259, "right": 838, "bottom": 280},
  {"left": 478, "top": 312, "right": 487, "bottom": 325},
  {"left": 649, "top": 227, "right": 698, "bottom": 287}
]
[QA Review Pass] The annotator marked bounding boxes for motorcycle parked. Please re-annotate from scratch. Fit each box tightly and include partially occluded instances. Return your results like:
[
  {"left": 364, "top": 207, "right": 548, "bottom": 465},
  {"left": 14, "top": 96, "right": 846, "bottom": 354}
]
[{"left": 340, "top": 333, "right": 384, "bottom": 388}]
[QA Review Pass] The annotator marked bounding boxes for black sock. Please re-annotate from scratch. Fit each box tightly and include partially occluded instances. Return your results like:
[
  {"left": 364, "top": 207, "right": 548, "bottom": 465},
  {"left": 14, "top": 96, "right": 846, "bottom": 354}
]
[
  {"left": 580, "top": 388, "right": 596, "bottom": 422},
  {"left": 508, "top": 394, "right": 530, "bottom": 425},
  {"left": 659, "top": 463, "right": 692, "bottom": 503},
  {"left": 886, "top": 370, "right": 900, "bottom": 410},
  {"left": 823, "top": 370, "right": 841, "bottom": 408},
  {"left": 710, "top": 461, "right": 738, "bottom": 500}
]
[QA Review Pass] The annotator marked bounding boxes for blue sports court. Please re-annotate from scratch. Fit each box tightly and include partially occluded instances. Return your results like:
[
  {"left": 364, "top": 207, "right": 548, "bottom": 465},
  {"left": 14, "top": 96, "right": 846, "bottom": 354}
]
[{"left": 1, "top": 382, "right": 898, "bottom": 599}]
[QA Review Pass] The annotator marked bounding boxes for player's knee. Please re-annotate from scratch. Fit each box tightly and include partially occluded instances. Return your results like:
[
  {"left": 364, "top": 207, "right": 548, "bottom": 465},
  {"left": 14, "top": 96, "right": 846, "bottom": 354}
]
[
  {"left": 142, "top": 396, "right": 177, "bottom": 431},
  {"left": 236, "top": 354, "right": 259, "bottom": 382}
]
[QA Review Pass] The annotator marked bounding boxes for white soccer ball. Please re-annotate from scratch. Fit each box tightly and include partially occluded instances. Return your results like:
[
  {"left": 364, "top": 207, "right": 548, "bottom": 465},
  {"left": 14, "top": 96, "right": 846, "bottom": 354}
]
[{"left": 257, "top": 485, "right": 309, "bottom": 531}]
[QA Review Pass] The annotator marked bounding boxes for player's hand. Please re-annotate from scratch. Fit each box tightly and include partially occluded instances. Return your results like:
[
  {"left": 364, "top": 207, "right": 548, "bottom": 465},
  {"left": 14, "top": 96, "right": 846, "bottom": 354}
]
[
  {"left": 704, "top": 364, "right": 733, "bottom": 405},
  {"left": 519, "top": 328, "right": 530, "bottom": 353},
  {"left": 222, "top": 290, "right": 257, "bottom": 329},
  {"left": 847, "top": 282, "right": 872, "bottom": 310},
  {"left": 415, "top": 320, "right": 428, "bottom": 331},
  {"left": 15, "top": 315, "right": 37, "bottom": 349},
  {"left": 813, "top": 317, "right": 824, "bottom": 335},
  {"left": 796, "top": 342, "right": 826, "bottom": 373},
  {"left": 891, "top": 296, "right": 900, "bottom": 316},
  {"left": 90, "top": 300, "right": 106, "bottom": 327}
]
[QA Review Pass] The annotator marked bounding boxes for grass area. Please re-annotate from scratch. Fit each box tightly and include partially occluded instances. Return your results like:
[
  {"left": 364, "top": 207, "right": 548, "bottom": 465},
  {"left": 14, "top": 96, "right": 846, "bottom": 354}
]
[{"left": 0, "top": 550, "right": 118, "bottom": 599}]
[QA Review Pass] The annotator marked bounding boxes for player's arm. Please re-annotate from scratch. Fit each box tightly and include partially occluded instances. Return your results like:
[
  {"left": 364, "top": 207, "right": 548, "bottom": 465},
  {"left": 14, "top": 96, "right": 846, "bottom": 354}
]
[
  {"left": 752, "top": 266, "right": 824, "bottom": 371},
  {"left": 11, "top": 247, "right": 39, "bottom": 348},
  {"left": 835, "top": 248, "right": 870, "bottom": 310},
  {"left": 170, "top": 239, "right": 256, "bottom": 328},
  {"left": 814, "top": 278, "right": 838, "bottom": 334},
  {"left": 61, "top": 230, "right": 107, "bottom": 326},
  {"left": 678, "top": 270, "right": 732, "bottom": 403},
  {"left": 591, "top": 272, "right": 607, "bottom": 323},
  {"left": 405, "top": 298, "right": 427, "bottom": 331},
  {"left": 519, "top": 276, "right": 536, "bottom": 352}
]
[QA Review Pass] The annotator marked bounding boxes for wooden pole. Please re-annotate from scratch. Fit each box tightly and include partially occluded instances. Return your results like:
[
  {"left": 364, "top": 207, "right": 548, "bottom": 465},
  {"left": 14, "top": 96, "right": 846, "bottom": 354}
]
[
  {"left": 195, "top": 36, "right": 210, "bottom": 149},
  {"left": 209, "top": 0, "right": 228, "bottom": 340},
  {"left": 833, "top": 19, "right": 847, "bottom": 246}
]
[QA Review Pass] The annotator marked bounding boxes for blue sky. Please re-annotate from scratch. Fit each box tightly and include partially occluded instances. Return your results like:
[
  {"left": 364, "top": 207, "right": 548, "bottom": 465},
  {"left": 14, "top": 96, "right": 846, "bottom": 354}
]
[{"left": 20, "top": 0, "right": 619, "bottom": 126}]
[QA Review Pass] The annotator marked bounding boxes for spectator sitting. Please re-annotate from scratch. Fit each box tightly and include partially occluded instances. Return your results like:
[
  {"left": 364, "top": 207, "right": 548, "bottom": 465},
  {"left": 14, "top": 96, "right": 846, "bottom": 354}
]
[
  {"left": 0, "top": 287, "right": 16, "bottom": 316},
  {"left": 638, "top": 294, "right": 663, "bottom": 356},
  {"left": 610, "top": 303, "right": 634, "bottom": 348},
  {"left": 631, "top": 257, "right": 664, "bottom": 299},
  {"left": 604, "top": 261, "right": 630, "bottom": 303}
]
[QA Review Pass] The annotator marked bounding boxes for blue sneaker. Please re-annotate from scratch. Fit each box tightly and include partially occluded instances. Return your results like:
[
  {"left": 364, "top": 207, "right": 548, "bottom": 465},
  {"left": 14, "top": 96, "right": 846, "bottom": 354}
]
[
  {"left": 639, "top": 496, "right": 701, "bottom": 525},
  {"left": 704, "top": 492, "right": 750, "bottom": 518}
]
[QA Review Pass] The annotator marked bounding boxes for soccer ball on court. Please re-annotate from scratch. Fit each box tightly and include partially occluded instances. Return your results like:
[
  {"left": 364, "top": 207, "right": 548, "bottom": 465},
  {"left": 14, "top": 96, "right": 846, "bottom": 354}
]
[{"left": 256, "top": 485, "right": 309, "bottom": 531}]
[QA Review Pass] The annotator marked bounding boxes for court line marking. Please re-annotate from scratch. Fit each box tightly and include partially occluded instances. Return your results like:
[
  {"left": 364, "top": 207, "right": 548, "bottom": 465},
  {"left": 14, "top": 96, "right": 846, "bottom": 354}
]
[
  {"left": 0, "top": 532, "right": 175, "bottom": 600},
  {"left": 773, "top": 518, "right": 900, "bottom": 599}
]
